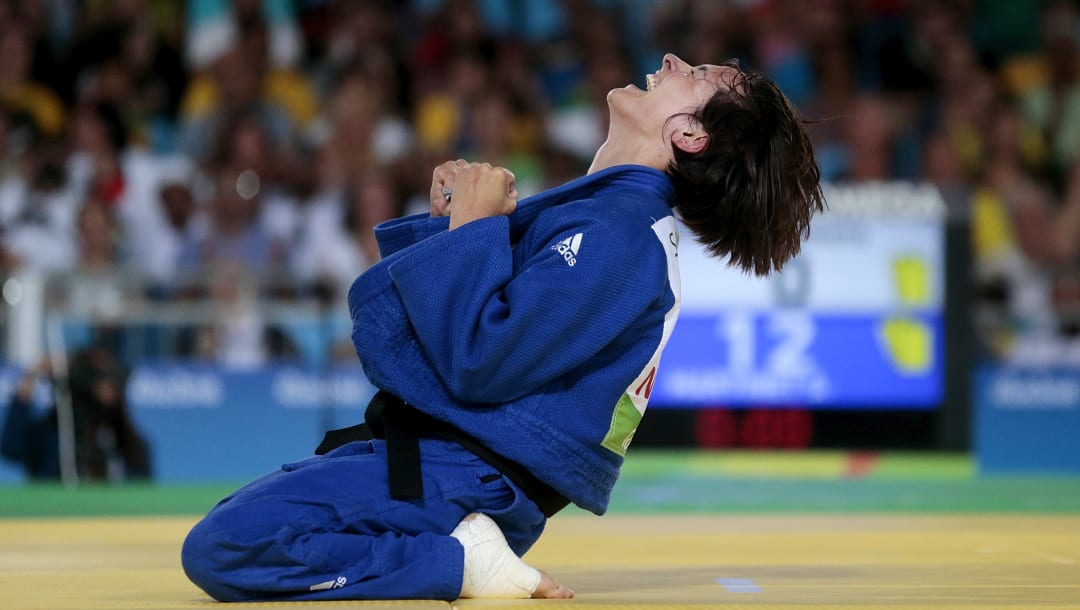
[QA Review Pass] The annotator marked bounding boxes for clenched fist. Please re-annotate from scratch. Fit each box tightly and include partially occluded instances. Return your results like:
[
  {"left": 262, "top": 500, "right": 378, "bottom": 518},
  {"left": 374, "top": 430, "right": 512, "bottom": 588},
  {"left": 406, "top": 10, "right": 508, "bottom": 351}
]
[
  {"left": 429, "top": 158, "right": 469, "bottom": 217},
  {"left": 437, "top": 162, "right": 517, "bottom": 230}
]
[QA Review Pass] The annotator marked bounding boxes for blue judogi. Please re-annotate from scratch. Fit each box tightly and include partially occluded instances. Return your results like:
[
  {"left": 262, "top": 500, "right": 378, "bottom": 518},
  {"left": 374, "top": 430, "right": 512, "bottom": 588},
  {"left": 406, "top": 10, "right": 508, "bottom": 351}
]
[
  {"left": 352, "top": 164, "right": 682, "bottom": 515},
  {"left": 182, "top": 165, "right": 682, "bottom": 601},
  {"left": 182, "top": 438, "right": 545, "bottom": 601}
]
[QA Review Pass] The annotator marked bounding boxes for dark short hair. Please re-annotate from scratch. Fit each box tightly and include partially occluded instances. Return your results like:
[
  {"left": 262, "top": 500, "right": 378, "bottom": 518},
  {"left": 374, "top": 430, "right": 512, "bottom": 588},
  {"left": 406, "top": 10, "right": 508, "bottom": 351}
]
[{"left": 666, "top": 68, "right": 824, "bottom": 276}]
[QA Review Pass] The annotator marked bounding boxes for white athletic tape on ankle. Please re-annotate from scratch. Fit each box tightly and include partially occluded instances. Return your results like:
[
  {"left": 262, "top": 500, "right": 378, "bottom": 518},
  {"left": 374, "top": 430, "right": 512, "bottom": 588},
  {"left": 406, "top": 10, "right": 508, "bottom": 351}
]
[{"left": 451, "top": 513, "right": 541, "bottom": 598}]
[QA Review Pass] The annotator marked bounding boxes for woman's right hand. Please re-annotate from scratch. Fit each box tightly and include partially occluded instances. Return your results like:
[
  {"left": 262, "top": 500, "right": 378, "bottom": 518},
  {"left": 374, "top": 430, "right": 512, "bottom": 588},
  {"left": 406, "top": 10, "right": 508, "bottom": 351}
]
[{"left": 448, "top": 163, "right": 517, "bottom": 230}]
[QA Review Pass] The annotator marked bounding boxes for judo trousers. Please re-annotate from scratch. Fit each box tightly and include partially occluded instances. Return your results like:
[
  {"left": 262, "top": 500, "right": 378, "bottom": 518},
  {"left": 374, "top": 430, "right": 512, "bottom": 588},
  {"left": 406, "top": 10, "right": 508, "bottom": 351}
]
[{"left": 181, "top": 438, "right": 547, "bottom": 601}]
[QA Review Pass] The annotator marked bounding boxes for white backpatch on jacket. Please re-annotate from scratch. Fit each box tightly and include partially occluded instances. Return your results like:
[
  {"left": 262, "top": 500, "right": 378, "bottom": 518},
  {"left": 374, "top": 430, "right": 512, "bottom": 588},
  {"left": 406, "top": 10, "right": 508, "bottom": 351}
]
[{"left": 601, "top": 216, "right": 682, "bottom": 456}]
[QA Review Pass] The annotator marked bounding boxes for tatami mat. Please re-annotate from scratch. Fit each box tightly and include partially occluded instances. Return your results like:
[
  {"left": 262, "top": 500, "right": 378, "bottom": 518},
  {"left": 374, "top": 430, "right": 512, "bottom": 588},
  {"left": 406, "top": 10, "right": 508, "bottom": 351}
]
[{"left": 2, "top": 514, "right": 1078, "bottom": 609}]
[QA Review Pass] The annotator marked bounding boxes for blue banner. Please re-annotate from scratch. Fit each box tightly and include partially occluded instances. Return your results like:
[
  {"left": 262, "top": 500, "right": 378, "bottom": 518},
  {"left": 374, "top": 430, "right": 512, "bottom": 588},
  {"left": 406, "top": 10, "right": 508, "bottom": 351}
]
[
  {"left": 0, "top": 364, "right": 377, "bottom": 484},
  {"left": 975, "top": 366, "right": 1080, "bottom": 474},
  {"left": 126, "top": 364, "right": 376, "bottom": 482}
]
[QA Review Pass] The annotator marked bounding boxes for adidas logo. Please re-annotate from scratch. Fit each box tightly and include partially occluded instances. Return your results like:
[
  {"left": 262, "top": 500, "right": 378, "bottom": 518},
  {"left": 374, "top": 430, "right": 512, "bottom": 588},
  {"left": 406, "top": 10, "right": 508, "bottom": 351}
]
[
  {"left": 309, "top": 576, "right": 347, "bottom": 591},
  {"left": 552, "top": 233, "right": 583, "bottom": 267}
]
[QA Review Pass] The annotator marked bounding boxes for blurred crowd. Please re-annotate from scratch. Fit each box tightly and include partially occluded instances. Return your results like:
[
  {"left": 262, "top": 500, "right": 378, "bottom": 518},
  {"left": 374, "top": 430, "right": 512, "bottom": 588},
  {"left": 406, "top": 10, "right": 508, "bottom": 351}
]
[{"left": 0, "top": 0, "right": 1078, "bottom": 366}]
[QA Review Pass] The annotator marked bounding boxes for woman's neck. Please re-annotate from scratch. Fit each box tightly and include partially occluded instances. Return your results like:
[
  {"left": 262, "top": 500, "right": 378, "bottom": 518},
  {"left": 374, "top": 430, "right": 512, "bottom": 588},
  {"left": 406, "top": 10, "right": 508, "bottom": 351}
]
[{"left": 587, "top": 134, "right": 667, "bottom": 175}]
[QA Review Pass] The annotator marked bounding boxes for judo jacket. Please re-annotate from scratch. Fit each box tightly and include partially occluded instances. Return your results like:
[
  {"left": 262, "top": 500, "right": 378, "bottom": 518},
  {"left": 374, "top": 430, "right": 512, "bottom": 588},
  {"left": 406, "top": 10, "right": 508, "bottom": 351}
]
[{"left": 347, "top": 164, "right": 682, "bottom": 515}]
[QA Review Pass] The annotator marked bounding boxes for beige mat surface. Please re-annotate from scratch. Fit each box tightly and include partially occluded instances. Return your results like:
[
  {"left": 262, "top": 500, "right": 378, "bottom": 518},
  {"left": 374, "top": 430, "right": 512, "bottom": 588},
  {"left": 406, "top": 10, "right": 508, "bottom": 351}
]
[{"left": 1, "top": 514, "right": 1078, "bottom": 609}]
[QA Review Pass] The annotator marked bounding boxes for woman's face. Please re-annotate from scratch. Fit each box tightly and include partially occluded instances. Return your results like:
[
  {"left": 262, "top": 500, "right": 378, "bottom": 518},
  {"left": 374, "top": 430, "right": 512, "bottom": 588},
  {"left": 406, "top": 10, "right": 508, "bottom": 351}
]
[{"left": 607, "top": 53, "right": 741, "bottom": 137}]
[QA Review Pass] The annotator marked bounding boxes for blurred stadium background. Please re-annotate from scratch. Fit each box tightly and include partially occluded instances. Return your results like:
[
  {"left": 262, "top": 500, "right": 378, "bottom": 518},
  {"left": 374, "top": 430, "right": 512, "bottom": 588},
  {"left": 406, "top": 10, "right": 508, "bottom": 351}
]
[{"left": 0, "top": 0, "right": 1077, "bottom": 506}]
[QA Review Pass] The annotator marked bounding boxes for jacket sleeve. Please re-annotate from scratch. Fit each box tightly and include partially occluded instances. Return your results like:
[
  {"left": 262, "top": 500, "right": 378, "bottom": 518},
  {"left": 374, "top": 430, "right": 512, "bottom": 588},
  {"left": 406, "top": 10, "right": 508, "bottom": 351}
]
[
  {"left": 373, "top": 180, "right": 569, "bottom": 259},
  {"left": 386, "top": 210, "right": 669, "bottom": 403},
  {"left": 372, "top": 213, "right": 450, "bottom": 259}
]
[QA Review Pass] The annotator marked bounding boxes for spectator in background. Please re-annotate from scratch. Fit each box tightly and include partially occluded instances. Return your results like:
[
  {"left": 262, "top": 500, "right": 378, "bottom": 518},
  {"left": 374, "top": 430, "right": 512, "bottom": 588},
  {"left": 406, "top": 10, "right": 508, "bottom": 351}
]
[
  {"left": 971, "top": 101, "right": 1061, "bottom": 359},
  {"left": 747, "top": 0, "right": 814, "bottom": 108},
  {"left": 0, "top": 347, "right": 152, "bottom": 482},
  {"left": 935, "top": 38, "right": 1000, "bottom": 178},
  {"left": 62, "top": 0, "right": 188, "bottom": 153},
  {"left": 97, "top": 19, "right": 188, "bottom": 153},
  {"left": 274, "top": 144, "right": 347, "bottom": 289},
  {"left": 65, "top": 97, "right": 207, "bottom": 301},
  {"left": 543, "top": 19, "right": 635, "bottom": 168},
  {"left": 314, "top": 0, "right": 409, "bottom": 105},
  {"left": 318, "top": 68, "right": 413, "bottom": 188},
  {"left": 122, "top": 159, "right": 206, "bottom": 292},
  {"left": 177, "top": 260, "right": 298, "bottom": 368},
  {"left": 411, "top": 0, "right": 497, "bottom": 90},
  {"left": 178, "top": 36, "right": 299, "bottom": 165},
  {"left": 180, "top": 165, "right": 284, "bottom": 276},
  {"left": 802, "top": 14, "right": 858, "bottom": 182},
  {"left": 921, "top": 129, "right": 969, "bottom": 195},
  {"left": 843, "top": 94, "right": 896, "bottom": 182},
  {"left": 459, "top": 90, "right": 543, "bottom": 199},
  {"left": 0, "top": 0, "right": 70, "bottom": 96},
  {"left": 205, "top": 111, "right": 301, "bottom": 252},
  {"left": 61, "top": 196, "right": 131, "bottom": 323},
  {"left": 0, "top": 141, "right": 80, "bottom": 274},
  {"left": 1009, "top": 0, "right": 1080, "bottom": 192},
  {"left": 1056, "top": 162, "right": 1080, "bottom": 272},
  {"left": 407, "top": 44, "right": 496, "bottom": 213},
  {"left": 185, "top": 0, "right": 302, "bottom": 73},
  {"left": 1044, "top": 159, "right": 1080, "bottom": 351},
  {"left": 0, "top": 25, "right": 65, "bottom": 139},
  {"left": 236, "top": 19, "right": 318, "bottom": 132},
  {"left": 489, "top": 39, "right": 547, "bottom": 119},
  {"left": 67, "top": 101, "right": 128, "bottom": 208},
  {"left": 291, "top": 164, "right": 401, "bottom": 304},
  {"left": 414, "top": 46, "right": 492, "bottom": 155}
]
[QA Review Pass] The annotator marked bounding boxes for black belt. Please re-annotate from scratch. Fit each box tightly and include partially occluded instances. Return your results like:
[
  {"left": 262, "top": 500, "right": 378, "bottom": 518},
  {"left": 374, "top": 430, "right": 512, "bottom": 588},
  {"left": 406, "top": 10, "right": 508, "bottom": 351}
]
[{"left": 315, "top": 391, "right": 569, "bottom": 518}]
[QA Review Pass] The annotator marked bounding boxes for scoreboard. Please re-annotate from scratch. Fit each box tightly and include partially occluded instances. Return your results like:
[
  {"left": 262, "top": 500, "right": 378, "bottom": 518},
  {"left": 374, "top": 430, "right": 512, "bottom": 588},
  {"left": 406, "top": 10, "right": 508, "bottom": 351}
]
[{"left": 652, "top": 182, "right": 947, "bottom": 409}]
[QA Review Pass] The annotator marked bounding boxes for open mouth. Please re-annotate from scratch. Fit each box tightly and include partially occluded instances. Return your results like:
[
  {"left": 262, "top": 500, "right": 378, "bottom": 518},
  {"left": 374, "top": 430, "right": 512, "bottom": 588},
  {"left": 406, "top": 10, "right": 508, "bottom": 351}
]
[{"left": 645, "top": 73, "right": 657, "bottom": 91}]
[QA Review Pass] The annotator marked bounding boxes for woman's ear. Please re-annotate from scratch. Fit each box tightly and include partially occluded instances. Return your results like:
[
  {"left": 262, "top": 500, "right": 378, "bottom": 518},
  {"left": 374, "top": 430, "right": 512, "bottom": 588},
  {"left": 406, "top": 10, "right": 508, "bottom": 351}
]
[{"left": 670, "top": 116, "right": 709, "bottom": 154}]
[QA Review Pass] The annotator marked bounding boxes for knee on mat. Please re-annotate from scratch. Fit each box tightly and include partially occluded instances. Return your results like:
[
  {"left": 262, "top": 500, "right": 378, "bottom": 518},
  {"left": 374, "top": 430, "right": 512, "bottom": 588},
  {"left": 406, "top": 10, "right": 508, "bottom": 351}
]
[{"left": 181, "top": 517, "right": 251, "bottom": 602}]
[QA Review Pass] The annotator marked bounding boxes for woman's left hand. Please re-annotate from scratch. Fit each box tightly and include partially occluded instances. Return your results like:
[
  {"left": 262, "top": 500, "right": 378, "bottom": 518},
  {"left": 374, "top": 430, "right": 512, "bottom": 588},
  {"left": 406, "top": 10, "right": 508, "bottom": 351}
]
[{"left": 429, "top": 159, "right": 470, "bottom": 217}]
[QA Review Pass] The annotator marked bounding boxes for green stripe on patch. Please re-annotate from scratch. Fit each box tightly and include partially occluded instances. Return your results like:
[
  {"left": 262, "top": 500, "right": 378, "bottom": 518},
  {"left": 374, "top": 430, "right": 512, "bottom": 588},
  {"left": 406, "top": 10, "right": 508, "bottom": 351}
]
[{"left": 601, "top": 393, "right": 643, "bottom": 457}]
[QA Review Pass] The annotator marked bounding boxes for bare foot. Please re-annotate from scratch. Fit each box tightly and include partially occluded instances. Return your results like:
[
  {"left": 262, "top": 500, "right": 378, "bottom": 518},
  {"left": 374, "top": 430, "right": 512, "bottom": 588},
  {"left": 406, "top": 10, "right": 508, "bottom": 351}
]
[{"left": 532, "top": 569, "right": 575, "bottom": 599}]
